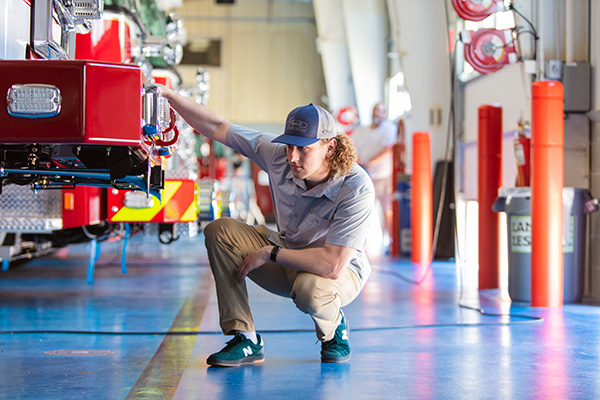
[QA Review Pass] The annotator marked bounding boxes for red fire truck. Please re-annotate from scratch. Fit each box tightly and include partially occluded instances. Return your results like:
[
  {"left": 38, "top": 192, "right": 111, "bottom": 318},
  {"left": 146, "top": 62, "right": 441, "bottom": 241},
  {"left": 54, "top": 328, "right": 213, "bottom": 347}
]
[{"left": 0, "top": 0, "right": 203, "bottom": 273}]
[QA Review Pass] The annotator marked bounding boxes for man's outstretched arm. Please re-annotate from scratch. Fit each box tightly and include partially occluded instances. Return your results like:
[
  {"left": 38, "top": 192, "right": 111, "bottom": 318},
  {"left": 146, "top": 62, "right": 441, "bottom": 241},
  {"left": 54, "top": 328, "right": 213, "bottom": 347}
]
[{"left": 158, "top": 85, "right": 231, "bottom": 145}]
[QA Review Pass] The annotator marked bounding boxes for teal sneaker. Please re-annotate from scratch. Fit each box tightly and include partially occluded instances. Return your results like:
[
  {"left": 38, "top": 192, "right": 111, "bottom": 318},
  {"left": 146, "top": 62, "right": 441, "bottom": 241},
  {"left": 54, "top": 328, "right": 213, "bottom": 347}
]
[
  {"left": 207, "top": 334, "right": 265, "bottom": 367},
  {"left": 321, "top": 311, "right": 351, "bottom": 363}
]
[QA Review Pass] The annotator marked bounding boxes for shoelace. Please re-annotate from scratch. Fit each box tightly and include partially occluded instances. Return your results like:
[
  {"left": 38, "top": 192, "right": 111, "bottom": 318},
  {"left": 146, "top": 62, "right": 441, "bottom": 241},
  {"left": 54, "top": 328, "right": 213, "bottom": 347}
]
[
  {"left": 221, "top": 334, "right": 246, "bottom": 351},
  {"left": 322, "top": 331, "right": 348, "bottom": 351},
  {"left": 322, "top": 337, "right": 348, "bottom": 352}
]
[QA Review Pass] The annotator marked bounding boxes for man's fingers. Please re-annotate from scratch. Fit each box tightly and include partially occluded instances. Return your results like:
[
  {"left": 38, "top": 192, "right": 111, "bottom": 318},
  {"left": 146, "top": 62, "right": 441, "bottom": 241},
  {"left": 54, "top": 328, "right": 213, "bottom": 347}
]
[{"left": 237, "top": 248, "right": 268, "bottom": 284}]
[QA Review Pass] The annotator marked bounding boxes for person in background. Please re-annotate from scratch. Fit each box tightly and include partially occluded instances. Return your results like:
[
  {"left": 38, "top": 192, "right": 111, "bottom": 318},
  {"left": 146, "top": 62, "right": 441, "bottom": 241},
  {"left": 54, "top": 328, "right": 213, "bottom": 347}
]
[
  {"left": 350, "top": 102, "right": 397, "bottom": 253},
  {"left": 158, "top": 85, "right": 375, "bottom": 367}
]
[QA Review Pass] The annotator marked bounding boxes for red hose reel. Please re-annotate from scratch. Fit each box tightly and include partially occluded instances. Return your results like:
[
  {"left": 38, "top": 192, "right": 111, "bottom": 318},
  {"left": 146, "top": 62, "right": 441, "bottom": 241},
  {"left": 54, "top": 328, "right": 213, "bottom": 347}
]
[
  {"left": 452, "top": 0, "right": 506, "bottom": 21},
  {"left": 463, "top": 28, "right": 517, "bottom": 74}
]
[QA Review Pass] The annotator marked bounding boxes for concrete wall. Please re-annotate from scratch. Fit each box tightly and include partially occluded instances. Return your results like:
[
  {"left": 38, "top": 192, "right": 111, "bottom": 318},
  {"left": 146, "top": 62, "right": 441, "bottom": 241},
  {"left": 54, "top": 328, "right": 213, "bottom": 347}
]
[{"left": 177, "top": 0, "right": 325, "bottom": 126}]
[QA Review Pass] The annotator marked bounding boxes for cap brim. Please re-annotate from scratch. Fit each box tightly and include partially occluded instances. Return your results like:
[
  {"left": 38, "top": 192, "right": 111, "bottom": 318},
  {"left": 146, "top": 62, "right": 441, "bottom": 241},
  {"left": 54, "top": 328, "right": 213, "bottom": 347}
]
[{"left": 271, "top": 134, "right": 320, "bottom": 147}]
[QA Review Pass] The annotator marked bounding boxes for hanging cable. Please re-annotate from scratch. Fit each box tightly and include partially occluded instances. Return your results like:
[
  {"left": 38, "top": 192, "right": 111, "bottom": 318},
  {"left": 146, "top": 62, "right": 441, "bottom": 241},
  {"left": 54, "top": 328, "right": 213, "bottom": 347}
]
[{"left": 509, "top": 2, "right": 538, "bottom": 60}]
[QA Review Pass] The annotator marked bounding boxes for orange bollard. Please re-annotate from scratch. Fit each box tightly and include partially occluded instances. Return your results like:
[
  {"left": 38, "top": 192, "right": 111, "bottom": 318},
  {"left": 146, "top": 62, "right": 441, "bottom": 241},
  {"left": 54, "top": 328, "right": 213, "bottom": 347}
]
[
  {"left": 531, "top": 81, "right": 564, "bottom": 308},
  {"left": 411, "top": 132, "right": 432, "bottom": 265},
  {"left": 478, "top": 104, "right": 503, "bottom": 289}
]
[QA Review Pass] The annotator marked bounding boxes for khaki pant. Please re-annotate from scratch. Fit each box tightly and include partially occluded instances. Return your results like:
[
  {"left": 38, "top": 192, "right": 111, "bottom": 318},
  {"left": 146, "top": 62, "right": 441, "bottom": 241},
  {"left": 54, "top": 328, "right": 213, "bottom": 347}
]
[{"left": 204, "top": 217, "right": 363, "bottom": 341}]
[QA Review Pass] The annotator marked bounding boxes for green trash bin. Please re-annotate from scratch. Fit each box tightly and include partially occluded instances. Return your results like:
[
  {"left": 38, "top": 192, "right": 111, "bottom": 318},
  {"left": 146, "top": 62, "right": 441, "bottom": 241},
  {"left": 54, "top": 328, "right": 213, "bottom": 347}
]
[{"left": 492, "top": 187, "right": 598, "bottom": 303}]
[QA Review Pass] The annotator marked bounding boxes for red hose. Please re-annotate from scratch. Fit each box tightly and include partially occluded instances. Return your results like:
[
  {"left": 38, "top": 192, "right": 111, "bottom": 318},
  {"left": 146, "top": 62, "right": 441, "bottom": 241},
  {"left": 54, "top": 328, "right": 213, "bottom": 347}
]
[{"left": 155, "top": 109, "right": 179, "bottom": 147}]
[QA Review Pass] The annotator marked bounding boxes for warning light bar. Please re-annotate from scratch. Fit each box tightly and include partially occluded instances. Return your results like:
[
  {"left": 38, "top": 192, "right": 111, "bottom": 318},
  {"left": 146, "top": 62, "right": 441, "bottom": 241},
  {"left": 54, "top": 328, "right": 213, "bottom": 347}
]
[
  {"left": 72, "top": 0, "right": 104, "bottom": 21},
  {"left": 6, "top": 84, "right": 62, "bottom": 118}
]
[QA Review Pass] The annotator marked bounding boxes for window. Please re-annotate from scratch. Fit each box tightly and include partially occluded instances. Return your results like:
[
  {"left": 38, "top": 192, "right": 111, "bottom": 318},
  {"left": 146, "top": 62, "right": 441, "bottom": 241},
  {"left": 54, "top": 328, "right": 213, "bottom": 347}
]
[{"left": 180, "top": 38, "right": 222, "bottom": 67}]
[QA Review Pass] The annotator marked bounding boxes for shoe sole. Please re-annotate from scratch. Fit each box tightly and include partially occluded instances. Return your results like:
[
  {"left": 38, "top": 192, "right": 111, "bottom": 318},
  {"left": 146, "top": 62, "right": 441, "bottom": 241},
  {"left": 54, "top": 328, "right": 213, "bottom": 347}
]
[
  {"left": 207, "top": 355, "right": 265, "bottom": 367},
  {"left": 321, "top": 353, "right": 351, "bottom": 363}
]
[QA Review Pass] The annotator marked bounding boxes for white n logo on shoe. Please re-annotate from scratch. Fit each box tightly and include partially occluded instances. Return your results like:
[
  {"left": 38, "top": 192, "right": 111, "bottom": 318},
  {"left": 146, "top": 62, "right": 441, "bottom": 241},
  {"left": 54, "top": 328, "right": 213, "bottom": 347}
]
[
  {"left": 342, "top": 329, "right": 348, "bottom": 341},
  {"left": 242, "top": 346, "right": 253, "bottom": 357}
]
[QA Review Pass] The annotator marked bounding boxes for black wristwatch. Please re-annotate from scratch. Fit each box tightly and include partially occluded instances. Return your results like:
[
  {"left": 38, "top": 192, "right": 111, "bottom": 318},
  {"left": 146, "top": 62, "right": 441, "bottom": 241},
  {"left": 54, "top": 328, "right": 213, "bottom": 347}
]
[{"left": 270, "top": 245, "right": 281, "bottom": 262}]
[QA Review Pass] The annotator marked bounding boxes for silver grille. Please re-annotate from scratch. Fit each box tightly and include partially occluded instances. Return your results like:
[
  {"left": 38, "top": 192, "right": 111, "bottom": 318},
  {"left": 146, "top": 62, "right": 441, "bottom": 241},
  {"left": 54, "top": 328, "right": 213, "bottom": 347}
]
[{"left": 0, "top": 186, "right": 63, "bottom": 232}]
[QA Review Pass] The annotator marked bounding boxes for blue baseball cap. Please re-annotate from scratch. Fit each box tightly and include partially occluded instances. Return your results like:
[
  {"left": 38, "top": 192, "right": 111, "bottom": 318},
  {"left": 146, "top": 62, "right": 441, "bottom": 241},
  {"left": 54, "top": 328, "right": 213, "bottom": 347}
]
[{"left": 272, "top": 103, "right": 337, "bottom": 147}]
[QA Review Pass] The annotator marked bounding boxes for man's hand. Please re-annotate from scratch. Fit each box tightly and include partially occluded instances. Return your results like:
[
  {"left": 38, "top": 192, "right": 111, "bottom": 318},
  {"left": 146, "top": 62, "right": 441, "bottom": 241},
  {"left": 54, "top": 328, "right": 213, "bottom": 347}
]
[
  {"left": 238, "top": 243, "right": 356, "bottom": 282},
  {"left": 151, "top": 83, "right": 231, "bottom": 144},
  {"left": 237, "top": 246, "right": 273, "bottom": 284}
]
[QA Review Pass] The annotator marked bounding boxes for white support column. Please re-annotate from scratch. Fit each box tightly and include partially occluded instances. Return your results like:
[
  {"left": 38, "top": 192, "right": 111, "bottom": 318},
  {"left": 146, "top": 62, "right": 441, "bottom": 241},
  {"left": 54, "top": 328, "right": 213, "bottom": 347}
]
[
  {"left": 313, "top": 0, "right": 356, "bottom": 114},
  {"left": 1, "top": 0, "right": 30, "bottom": 60},
  {"left": 388, "top": 0, "right": 451, "bottom": 166},
  {"left": 341, "top": 0, "right": 389, "bottom": 125}
]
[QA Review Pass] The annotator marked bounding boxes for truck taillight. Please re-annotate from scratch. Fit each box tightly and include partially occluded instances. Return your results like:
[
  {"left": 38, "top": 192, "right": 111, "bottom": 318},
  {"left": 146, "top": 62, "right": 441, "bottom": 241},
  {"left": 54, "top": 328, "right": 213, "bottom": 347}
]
[
  {"left": 6, "top": 84, "right": 62, "bottom": 118},
  {"left": 124, "top": 190, "right": 154, "bottom": 209}
]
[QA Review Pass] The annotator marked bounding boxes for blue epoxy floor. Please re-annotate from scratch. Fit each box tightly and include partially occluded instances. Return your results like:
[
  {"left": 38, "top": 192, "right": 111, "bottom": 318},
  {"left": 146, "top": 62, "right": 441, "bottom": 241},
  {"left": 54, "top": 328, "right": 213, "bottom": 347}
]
[{"left": 1, "top": 234, "right": 600, "bottom": 399}]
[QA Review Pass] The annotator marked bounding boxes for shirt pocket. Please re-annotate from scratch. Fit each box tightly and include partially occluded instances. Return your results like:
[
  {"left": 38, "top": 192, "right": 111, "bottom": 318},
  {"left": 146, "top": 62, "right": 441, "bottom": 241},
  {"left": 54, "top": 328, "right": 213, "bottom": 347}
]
[{"left": 295, "top": 210, "right": 330, "bottom": 237}]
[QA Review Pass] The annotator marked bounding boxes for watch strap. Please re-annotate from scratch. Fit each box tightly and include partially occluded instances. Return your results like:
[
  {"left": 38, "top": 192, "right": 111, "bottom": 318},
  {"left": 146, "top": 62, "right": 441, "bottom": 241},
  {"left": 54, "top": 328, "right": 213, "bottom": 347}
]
[{"left": 270, "top": 245, "right": 281, "bottom": 262}]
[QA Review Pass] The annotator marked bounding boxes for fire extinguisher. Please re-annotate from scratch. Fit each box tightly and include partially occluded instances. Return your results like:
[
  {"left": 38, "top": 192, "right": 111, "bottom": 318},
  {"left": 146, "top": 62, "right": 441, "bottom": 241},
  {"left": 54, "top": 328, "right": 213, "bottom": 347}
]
[{"left": 513, "top": 121, "right": 531, "bottom": 187}]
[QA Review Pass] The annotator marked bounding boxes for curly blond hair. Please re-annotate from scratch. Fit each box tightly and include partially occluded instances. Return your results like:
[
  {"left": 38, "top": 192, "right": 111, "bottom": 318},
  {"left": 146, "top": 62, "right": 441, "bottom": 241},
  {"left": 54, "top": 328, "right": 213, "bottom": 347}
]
[{"left": 324, "top": 134, "right": 357, "bottom": 177}]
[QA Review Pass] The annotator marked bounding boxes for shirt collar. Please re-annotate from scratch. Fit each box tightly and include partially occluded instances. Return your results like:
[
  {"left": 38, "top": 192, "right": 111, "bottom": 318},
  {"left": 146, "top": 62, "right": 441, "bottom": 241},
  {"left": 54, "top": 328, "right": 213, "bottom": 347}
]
[{"left": 286, "top": 168, "right": 344, "bottom": 201}]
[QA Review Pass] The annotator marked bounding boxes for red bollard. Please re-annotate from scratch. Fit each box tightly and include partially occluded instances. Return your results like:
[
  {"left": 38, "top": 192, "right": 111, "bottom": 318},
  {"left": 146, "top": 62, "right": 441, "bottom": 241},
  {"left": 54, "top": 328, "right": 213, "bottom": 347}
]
[
  {"left": 390, "top": 143, "right": 406, "bottom": 257},
  {"left": 531, "top": 81, "right": 564, "bottom": 308},
  {"left": 478, "top": 104, "right": 503, "bottom": 289},
  {"left": 391, "top": 120, "right": 407, "bottom": 257},
  {"left": 391, "top": 199, "right": 401, "bottom": 257},
  {"left": 411, "top": 132, "right": 432, "bottom": 265}
]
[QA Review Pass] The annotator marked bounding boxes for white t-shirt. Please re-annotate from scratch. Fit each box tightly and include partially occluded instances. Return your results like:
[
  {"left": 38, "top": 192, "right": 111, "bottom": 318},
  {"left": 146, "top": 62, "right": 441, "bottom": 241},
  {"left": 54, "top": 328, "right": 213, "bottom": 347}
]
[{"left": 350, "top": 120, "right": 397, "bottom": 180}]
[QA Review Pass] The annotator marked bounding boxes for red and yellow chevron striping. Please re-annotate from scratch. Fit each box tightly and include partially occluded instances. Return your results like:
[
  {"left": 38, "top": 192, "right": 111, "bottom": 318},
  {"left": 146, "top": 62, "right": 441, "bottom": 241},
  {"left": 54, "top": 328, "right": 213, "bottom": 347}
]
[{"left": 108, "top": 180, "right": 199, "bottom": 223}]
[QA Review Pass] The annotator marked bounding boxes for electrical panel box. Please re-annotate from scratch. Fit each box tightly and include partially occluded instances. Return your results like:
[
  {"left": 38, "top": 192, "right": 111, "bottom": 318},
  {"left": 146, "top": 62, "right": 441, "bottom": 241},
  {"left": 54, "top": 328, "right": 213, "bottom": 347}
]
[{"left": 563, "top": 62, "right": 590, "bottom": 113}]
